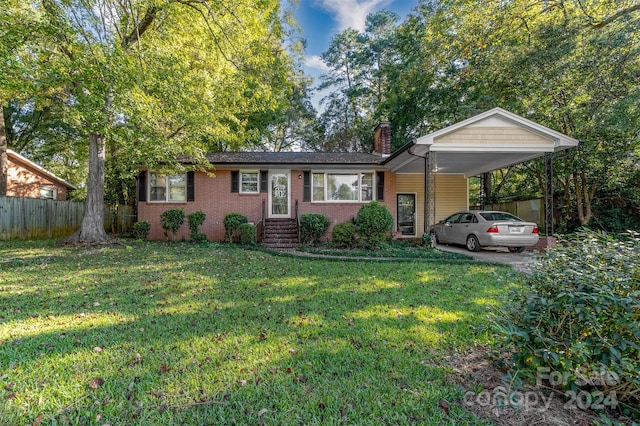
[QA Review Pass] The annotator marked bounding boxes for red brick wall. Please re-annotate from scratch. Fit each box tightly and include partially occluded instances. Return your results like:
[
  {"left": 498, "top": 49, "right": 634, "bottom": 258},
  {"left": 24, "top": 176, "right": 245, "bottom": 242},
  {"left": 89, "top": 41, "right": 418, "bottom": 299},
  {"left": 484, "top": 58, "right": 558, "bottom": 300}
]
[
  {"left": 138, "top": 169, "right": 396, "bottom": 242},
  {"left": 7, "top": 158, "right": 69, "bottom": 200}
]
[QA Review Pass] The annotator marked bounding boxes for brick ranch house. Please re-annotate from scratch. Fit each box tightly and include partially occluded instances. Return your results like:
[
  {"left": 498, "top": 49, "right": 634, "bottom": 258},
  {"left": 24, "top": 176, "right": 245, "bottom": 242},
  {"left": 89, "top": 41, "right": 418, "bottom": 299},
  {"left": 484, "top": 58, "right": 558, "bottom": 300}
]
[
  {"left": 6, "top": 149, "right": 77, "bottom": 200},
  {"left": 137, "top": 108, "right": 578, "bottom": 246}
]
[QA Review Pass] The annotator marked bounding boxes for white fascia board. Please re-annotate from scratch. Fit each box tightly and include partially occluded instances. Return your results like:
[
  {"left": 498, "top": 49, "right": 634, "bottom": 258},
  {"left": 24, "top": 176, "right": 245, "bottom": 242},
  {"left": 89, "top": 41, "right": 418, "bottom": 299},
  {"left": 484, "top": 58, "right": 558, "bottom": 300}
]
[{"left": 429, "top": 145, "right": 554, "bottom": 153}]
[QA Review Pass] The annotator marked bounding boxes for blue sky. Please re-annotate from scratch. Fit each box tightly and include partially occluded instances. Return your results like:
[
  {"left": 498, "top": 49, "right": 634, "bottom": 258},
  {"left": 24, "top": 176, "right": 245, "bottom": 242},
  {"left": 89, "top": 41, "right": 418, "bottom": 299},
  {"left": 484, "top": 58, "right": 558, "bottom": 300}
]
[{"left": 293, "top": 0, "right": 418, "bottom": 109}]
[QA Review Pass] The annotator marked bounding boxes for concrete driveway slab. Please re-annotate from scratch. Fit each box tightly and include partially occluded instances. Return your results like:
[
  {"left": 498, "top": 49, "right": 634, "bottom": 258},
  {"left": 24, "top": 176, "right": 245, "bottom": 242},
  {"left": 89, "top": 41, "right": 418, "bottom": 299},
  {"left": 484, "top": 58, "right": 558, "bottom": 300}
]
[{"left": 435, "top": 243, "right": 540, "bottom": 274}]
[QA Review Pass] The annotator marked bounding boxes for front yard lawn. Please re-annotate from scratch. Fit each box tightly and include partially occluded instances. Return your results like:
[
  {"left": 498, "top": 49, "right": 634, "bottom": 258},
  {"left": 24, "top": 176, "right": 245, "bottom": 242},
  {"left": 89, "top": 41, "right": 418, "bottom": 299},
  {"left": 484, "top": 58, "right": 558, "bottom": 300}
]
[{"left": 0, "top": 240, "right": 513, "bottom": 425}]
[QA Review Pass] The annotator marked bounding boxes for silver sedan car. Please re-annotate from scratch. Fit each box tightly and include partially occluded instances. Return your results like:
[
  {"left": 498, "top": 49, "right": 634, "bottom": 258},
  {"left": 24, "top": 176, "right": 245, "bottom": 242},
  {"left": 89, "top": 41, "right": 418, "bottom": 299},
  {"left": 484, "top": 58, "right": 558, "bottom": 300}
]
[{"left": 430, "top": 211, "right": 539, "bottom": 252}]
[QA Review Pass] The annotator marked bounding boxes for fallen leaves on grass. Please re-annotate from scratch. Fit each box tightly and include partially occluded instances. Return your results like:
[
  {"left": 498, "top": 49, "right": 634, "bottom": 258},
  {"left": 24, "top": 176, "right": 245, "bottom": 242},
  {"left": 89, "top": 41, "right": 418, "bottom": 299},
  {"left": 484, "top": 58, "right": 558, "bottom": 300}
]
[
  {"left": 32, "top": 413, "right": 44, "bottom": 426},
  {"left": 87, "top": 377, "right": 104, "bottom": 390}
]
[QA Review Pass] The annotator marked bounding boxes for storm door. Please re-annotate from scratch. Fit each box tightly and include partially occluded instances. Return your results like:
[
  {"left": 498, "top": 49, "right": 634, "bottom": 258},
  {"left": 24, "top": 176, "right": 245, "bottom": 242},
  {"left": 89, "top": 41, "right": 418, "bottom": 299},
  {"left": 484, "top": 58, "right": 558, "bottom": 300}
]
[
  {"left": 269, "top": 171, "right": 290, "bottom": 218},
  {"left": 397, "top": 193, "right": 416, "bottom": 236}
]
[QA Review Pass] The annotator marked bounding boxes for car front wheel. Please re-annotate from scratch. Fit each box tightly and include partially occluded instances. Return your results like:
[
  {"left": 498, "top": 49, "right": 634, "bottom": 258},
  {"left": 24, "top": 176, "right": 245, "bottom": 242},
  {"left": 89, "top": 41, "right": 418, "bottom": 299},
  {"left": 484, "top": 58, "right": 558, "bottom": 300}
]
[
  {"left": 508, "top": 247, "right": 525, "bottom": 253},
  {"left": 466, "top": 235, "right": 481, "bottom": 252}
]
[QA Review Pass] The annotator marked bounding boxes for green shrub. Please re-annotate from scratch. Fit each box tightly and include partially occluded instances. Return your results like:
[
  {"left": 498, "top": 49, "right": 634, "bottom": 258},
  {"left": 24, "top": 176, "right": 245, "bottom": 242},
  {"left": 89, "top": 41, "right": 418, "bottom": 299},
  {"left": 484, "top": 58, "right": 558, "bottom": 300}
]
[
  {"left": 160, "top": 209, "right": 185, "bottom": 241},
  {"left": 187, "top": 211, "right": 207, "bottom": 242},
  {"left": 495, "top": 230, "right": 640, "bottom": 404},
  {"left": 132, "top": 221, "right": 151, "bottom": 240},
  {"left": 223, "top": 213, "right": 248, "bottom": 242},
  {"left": 354, "top": 201, "right": 393, "bottom": 249},
  {"left": 332, "top": 222, "right": 357, "bottom": 249},
  {"left": 421, "top": 232, "right": 433, "bottom": 248},
  {"left": 238, "top": 223, "right": 256, "bottom": 246},
  {"left": 300, "top": 213, "right": 330, "bottom": 245}
]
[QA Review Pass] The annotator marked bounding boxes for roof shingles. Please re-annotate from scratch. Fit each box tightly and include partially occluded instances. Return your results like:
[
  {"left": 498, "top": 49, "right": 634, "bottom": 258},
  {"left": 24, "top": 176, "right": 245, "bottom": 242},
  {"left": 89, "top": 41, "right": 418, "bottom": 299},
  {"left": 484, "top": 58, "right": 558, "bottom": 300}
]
[{"left": 204, "top": 152, "right": 384, "bottom": 165}]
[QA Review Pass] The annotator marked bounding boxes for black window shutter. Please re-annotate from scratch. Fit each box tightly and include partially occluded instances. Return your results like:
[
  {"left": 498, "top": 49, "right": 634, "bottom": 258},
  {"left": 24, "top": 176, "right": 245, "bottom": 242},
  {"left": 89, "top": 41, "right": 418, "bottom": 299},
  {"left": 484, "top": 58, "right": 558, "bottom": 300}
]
[
  {"left": 303, "top": 171, "right": 311, "bottom": 202},
  {"left": 187, "top": 171, "right": 195, "bottom": 201},
  {"left": 231, "top": 171, "right": 239, "bottom": 193},
  {"left": 260, "top": 170, "right": 268, "bottom": 193},
  {"left": 376, "top": 171, "right": 385, "bottom": 201},
  {"left": 138, "top": 171, "right": 147, "bottom": 202}
]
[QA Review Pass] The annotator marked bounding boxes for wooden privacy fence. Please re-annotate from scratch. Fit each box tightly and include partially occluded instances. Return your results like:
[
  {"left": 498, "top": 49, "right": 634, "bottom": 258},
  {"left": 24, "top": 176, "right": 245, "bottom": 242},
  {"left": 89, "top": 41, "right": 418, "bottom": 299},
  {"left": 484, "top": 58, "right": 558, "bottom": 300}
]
[
  {"left": 0, "top": 196, "right": 135, "bottom": 240},
  {"left": 488, "top": 198, "right": 545, "bottom": 232}
]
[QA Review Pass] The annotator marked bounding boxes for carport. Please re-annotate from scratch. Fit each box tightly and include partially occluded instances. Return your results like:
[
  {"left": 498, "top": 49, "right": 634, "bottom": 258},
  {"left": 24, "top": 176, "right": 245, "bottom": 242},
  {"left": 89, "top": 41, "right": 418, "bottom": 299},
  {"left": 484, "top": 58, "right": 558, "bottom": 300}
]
[{"left": 383, "top": 108, "right": 579, "bottom": 238}]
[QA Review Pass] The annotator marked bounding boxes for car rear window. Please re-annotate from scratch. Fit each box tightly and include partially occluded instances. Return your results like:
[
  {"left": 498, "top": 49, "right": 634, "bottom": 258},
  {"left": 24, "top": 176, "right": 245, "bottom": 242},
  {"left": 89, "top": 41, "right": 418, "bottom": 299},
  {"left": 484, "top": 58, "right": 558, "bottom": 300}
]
[{"left": 480, "top": 212, "right": 523, "bottom": 222}]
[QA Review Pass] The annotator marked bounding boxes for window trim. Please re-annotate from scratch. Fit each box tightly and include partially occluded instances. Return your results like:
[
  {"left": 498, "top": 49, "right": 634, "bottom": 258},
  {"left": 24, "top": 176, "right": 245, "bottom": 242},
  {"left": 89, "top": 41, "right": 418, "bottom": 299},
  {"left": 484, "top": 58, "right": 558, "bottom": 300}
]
[
  {"left": 310, "top": 170, "right": 376, "bottom": 203},
  {"left": 239, "top": 170, "right": 260, "bottom": 194},
  {"left": 147, "top": 172, "right": 188, "bottom": 203},
  {"left": 40, "top": 185, "right": 57, "bottom": 200}
]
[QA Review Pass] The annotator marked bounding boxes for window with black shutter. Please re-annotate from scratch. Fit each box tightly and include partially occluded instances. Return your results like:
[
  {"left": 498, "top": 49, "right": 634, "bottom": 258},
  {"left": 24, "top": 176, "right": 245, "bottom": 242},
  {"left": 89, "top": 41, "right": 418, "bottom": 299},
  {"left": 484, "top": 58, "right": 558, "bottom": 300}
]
[
  {"left": 260, "top": 171, "right": 268, "bottom": 193},
  {"left": 138, "top": 171, "right": 147, "bottom": 202},
  {"left": 231, "top": 171, "right": 239, "bottom": 193},
  {"left": 303, "top": 171, "right": 311, "bottom": 202},
  {"left": 187, "top": 171, "right": 195, "bottom": 201},
  {"left": 376, "top": 171, "right": 385, "bottom": 201}
]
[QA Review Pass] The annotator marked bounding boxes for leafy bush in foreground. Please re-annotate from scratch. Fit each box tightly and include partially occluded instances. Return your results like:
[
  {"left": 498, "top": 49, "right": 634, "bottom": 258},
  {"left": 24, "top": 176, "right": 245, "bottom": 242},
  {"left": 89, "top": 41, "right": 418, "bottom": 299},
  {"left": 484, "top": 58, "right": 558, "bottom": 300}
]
[
  {"left": 160, "top": 209, "right": 185, "bottom": 241},
  {"left": 300, "top": 213, "right": 330, "bottom": 245},
  {"left": 132, "top": 221, "right": 151, "bottom": 240},
  {"left": 187, "top": 211, "right": 207, "bottom": 242},
  {"left": 223, "top": 213, "right": 248, "bottom": 242},
  {"left": 495, "top": 230, "right": 640, "bottom": 405},
  {"left": 354, "top": 201, "right": 393, "bottom": 249},
  {"left": 332, "top": 222, "right": 356, "bottom": 249},
  {"left": 238, "top": 223, "right": 256, "bottom": 245}
]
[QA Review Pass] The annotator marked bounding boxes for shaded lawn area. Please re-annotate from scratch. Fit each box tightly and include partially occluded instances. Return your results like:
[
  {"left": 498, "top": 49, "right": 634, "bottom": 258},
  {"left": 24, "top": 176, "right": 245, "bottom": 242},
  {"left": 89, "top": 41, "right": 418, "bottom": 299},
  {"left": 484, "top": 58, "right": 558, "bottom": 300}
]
[{"left": 0, "top": 240, "right": 514, "bottom": 425}]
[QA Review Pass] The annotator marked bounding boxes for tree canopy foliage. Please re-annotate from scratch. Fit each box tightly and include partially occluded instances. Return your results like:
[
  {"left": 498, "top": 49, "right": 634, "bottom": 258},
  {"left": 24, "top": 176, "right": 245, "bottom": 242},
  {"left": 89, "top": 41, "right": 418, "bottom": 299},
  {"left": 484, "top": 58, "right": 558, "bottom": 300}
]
[
  {"left": 315, "top": 0, "right": 640, "bottom": 231},
  {"left": 1, "top": 0, "right": 302, "bottom": 242}
]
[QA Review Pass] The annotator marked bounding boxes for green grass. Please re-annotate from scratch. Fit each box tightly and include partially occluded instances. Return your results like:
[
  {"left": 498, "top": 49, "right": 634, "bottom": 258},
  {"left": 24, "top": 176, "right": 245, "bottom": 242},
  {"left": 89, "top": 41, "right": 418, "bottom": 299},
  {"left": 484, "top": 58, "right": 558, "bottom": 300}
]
[
  {"left": 297, "top": 241, "right": 471, "bottom": 260},
  {"left": 0, "top": 239, "right": 515, "bottom": 425}
]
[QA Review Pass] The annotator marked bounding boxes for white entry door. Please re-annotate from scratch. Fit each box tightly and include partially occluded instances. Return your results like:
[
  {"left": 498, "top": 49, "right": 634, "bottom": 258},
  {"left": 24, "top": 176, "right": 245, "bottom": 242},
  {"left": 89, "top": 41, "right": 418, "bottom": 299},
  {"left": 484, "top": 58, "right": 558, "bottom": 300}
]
[{"left": 268, "top": 170, "right": 290, "bottom": 218}]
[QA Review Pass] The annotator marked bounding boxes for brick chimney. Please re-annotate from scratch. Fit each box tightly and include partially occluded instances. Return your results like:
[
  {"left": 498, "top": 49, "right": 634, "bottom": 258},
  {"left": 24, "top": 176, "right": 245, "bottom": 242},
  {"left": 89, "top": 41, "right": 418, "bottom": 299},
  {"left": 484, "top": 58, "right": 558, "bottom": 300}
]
[{"left": 373, "top": 122, "right": 391, "bottom": 157}]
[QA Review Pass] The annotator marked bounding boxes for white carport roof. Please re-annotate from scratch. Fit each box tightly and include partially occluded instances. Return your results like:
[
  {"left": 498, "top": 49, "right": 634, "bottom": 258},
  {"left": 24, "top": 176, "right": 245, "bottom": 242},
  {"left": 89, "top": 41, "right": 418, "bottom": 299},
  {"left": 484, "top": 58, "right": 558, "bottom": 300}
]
[{"left": 384, "top": 108, "right": 579, "bottom": 177}]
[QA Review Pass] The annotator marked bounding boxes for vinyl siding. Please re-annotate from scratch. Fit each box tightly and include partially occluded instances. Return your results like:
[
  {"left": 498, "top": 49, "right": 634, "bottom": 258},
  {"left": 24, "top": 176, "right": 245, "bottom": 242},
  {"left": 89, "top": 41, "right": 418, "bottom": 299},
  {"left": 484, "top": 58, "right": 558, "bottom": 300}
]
[
  {"left": 395, "top": 173, "right": 468, "bottom": 236},
  {"left": 434, "top": 127, "right": 554, "bottom": 146}
]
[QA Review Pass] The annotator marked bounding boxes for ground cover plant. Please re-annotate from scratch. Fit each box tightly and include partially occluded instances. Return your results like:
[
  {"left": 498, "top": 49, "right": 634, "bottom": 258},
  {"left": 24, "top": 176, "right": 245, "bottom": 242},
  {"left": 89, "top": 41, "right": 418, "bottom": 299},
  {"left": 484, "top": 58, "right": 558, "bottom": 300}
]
[
  {"left": 0, "top": 239, "right": 511, "bottom": 425},
  {"left": 494, "top": 230, "right": 640, "bottom": 418},
  {"left": 298, "top": 240, "right": 471, "bottom": 261}
]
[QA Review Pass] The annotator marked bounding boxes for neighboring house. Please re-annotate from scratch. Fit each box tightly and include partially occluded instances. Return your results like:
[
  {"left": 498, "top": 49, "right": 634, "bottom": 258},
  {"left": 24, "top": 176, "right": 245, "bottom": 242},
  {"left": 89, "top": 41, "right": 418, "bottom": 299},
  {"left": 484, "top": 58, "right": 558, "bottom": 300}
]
[
  {"left": 6, "top": 149, "right": 77, "bottom": 200},
  {"left": 137, "top": 108, "right": 579, "bottom": 245}
]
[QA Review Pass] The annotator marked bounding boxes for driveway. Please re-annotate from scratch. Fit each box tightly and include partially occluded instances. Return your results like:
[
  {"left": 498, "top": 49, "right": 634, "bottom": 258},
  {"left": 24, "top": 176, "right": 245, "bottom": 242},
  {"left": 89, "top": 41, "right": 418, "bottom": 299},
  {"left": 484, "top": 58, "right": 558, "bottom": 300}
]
[{"left": 435, "top": 243, "right": 540, "bottom": 274}]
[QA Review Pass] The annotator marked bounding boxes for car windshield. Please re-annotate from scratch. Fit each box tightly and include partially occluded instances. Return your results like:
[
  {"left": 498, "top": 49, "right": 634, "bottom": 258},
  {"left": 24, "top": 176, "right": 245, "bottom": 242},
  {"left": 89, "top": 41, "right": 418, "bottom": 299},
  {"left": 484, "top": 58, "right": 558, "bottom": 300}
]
[{"left": 479, "top": 212, "right": 523, "bottom": 222}]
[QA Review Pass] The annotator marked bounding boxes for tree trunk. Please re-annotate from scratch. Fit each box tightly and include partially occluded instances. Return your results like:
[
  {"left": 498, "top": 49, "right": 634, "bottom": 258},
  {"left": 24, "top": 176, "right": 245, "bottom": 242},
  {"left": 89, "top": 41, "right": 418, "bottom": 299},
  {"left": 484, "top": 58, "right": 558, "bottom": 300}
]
[
  {"left": 482, "top": 171, "right": 492, "bottom": 207},
  {"left": 66, "top": 132, "right": 110, "bottom": 243},
  {"left": 0, "top": 102, "right": 7, "bottom": 197},
  {"left": 572, "top": 171, "right": 593, "bottom": 225}
]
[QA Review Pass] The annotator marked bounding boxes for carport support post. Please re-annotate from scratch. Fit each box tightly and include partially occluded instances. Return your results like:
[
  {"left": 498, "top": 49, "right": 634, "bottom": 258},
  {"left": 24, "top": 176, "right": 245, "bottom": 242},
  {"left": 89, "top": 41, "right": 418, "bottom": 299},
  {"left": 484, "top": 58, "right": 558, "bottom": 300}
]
[
  {"left": 424, "top": 152, "right": 430, "bottom": 235},
  {"left": 544, "top": 152, "right": 554, "bottom": 236}
]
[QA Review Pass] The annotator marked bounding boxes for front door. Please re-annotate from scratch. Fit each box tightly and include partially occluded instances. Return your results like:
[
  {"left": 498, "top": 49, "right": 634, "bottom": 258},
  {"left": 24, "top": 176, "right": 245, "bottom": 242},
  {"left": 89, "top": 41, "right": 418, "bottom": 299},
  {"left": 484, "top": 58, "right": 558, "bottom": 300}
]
[
  {"left": 397, "top": 193, "right": 416, "bottom": 236},
  {"left": 269, "top": 170, "right": 290, "bottom": 218}
]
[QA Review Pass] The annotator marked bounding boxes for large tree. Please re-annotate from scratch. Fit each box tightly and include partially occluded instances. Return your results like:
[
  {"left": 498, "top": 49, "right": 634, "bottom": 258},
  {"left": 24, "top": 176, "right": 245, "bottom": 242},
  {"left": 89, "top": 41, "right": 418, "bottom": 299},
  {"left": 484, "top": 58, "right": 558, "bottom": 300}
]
[
  {"left": 317, "top": 11, "right": 400, "bottom": 152},
  {"left": 2, "top": 0, "right": 295, "bottom": 242}
]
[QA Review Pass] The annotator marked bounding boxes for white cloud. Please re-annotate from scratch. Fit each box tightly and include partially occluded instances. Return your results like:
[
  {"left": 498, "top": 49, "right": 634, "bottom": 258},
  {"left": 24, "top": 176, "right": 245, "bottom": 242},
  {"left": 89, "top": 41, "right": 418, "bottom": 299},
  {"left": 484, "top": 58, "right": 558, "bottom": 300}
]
[
  {"left": 304, "top": 55, "right": 331, "bottom": 73},
  {"left": 315, "top": 0, "right": 393, "bottom": 32}
]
